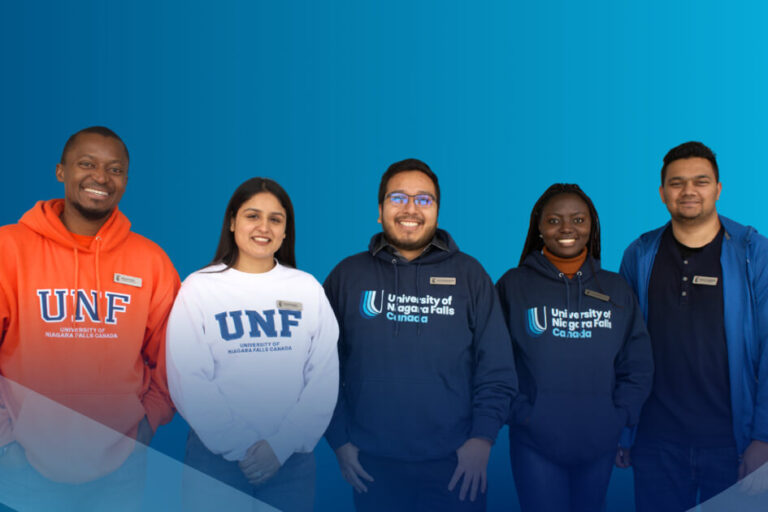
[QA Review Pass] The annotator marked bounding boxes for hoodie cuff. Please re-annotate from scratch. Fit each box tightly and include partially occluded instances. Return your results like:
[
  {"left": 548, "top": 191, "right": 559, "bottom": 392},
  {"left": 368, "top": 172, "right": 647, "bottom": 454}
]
[
  {"left": 324, "top": 423, "right": 349, "bottom": 452},
  {"left": 470, "top": 414, "right": 502, "bottom": 443}
]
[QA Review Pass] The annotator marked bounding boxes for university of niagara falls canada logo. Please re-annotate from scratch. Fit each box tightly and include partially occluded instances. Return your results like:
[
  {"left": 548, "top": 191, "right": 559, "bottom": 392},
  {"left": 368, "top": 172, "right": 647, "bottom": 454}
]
[
  {"left": 526, "top": 306, "right": 548, "bottom": 337},
  {"left": 359, "top": 290, "right": 384, "bottom": 318}
]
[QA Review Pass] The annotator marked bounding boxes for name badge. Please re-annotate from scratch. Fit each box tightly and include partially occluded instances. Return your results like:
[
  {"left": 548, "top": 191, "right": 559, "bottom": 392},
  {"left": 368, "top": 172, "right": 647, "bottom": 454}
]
[
  {"left": 277, "top": 300, "right": 302, "bottom": 311},
  {"left": 693, "top": 275, "right": 718, "bottom": 286},
  {"left": 114, "top": 273, "right": 142, "bottom": 288},
  {"left": 430, "top": 277, "right": 456, "bottom": 286},
  {"left": 584, "top": 289, "right": 610, "bottom": 302}
]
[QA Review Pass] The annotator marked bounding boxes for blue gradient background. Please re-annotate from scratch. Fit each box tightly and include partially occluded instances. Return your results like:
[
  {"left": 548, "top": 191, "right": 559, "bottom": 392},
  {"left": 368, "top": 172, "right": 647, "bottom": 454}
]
[{"left": 2, "top": 1, "right": 768, "bottom": 510}]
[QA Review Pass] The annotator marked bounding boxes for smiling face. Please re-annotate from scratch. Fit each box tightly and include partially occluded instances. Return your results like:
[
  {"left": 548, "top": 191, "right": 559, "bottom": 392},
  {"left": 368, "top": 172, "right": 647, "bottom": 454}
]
[
  {"left": 660, "top": 156, "right": 721, "bottom": 225},
  {"left": 55, "top": 133, "right": 129, "bottom": 234},
  {"left": 378, "top": 170, "right": 439, "bottom": 261},
  {"left": 230, "top": 192, "right": 287, "bottom": 273},
  {"left": 538, "top": 193, "right": 592, "bottom": 258}
]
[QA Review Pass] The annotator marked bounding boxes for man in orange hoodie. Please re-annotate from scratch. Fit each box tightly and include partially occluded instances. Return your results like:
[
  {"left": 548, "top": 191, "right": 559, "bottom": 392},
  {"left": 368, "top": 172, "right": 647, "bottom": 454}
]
[{"left": 0, "top": 126, "right": 180, "bottom": 508}]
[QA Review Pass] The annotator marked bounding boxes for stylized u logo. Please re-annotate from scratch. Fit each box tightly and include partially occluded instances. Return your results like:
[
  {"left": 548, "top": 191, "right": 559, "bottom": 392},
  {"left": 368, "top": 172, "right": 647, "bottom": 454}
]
[
  {"left": 526, "top": 307, "right": 547, "bottom": 337},
  {"left": 359, "top": 290, "right": 383, "bottom": 318}
]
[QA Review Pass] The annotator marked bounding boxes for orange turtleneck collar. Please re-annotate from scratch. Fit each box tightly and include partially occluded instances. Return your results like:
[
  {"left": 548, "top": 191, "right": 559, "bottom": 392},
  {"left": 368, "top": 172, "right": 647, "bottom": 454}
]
[{"left": 543, "top": 247, "right": 587, "bottom": 279}]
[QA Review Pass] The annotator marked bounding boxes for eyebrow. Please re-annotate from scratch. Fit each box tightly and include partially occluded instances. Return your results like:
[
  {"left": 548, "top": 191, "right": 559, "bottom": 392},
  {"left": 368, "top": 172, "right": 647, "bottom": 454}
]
[
  {"left": 77, "top": 154, "right": 126, "bottom": 165},
  {"left": 243, "top": 208, "right": 285, "bottom": 216},
  {"left": 389, "top": 190, "right": 434, "bottom": 195},
  {"left": 667, "top": 174, "right": 712, "bottom": 181}
]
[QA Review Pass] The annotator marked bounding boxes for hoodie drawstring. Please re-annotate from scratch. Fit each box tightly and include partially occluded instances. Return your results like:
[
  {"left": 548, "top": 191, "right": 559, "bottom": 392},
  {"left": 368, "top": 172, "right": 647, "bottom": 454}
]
[
  {"left": 576, "top": 271, "right": 583, "bottom": 314},
  {"left": 95, "top": 236, "right": 103, "bottom": 319},
  {"left": 72, "top": 247, "right": 80, "bottom": 329},
  {"left": 392, "top": 257, "right": 399, "bottom": 337},
  {"left": 416, "top": 263, "right": 422, "bottom": 336},
  {"left": 559, "top": 273, "right": 570, "bottom": 312}
]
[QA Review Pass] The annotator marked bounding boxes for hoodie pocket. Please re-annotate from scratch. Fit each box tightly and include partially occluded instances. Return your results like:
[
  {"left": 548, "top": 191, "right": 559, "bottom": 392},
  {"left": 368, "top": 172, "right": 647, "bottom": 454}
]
[
  {"left": 13, "top": 390, "right": 143, "bottom": 483},
  {"left": 524, "top": 391, "right": 624, "bottom": 465},
  {"left": 349, "top": 378, "right": 471, "bottom": 456}
]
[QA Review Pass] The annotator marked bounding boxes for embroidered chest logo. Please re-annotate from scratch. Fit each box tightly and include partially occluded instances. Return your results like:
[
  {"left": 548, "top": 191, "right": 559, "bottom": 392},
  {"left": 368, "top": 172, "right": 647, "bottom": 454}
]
[
  {"left": 358, "top": 290, "right": 455, "bottom": 324},
  {"left": 359, "top": 290, "right": 384, "bottom": 318},
  {"left": 527, "top": 306, "right": 613, "bottom": 340},
  {"left": 37, "top": 289, "right": 131, "bottom": 324},
  {"left": 215, "top": 308, "right": 301, "bottom": 355}
]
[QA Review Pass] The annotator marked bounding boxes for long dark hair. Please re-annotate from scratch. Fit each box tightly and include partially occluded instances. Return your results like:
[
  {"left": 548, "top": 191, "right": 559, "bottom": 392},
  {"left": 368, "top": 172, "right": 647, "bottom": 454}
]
[
  {"left": 519, "top": 183, "right": 601, "bottom": 265},
  {"left": 208, "top": 177, "right": 297, "bottom": 270}
]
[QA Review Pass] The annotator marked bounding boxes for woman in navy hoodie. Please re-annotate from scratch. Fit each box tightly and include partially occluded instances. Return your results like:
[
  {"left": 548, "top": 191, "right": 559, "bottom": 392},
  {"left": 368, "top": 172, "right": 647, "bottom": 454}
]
[{"left": 496, "top": 184, "right": 653, "bottom": 512}]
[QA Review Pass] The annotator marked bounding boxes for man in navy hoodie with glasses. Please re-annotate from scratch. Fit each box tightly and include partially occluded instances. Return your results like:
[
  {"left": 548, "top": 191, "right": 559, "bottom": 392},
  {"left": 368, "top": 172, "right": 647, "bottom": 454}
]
[
  {"left": 620, "top": 141, "right": 768, "bottom": 511},
  {"left": 323, "top": 158, "right": 517, "bottom": 512}
]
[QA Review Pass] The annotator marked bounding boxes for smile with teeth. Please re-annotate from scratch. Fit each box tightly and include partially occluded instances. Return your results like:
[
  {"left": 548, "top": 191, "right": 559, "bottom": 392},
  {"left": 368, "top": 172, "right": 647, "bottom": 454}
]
[
  {"left": 557, "top": 238, "right": 577, "bottom": 246},
  {"left": 83, "top": 187, "right": 109, "bottom": 198},
  {"left": 252, "top": 236, "right": 271, "bottom": 243}
]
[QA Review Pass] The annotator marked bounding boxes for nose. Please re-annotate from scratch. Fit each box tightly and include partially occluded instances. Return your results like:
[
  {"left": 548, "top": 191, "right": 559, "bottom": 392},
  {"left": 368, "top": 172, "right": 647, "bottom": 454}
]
[
  {"left": 403, "top": 198, "right": 418, "bottom": 213},
  {"left": 682, "top": 180, "right": 696, "bottom": 195},
  {"left": 91, "top": 165, "right": 108, "bottom": 184},
  {"left": 560, "top": 220, "right": 575, "bottom": 233}
]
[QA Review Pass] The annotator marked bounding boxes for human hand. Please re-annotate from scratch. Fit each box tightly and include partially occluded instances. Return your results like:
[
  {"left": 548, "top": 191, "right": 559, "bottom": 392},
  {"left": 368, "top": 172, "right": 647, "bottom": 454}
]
[
  {"left": 615, "top": 446, "right": 631, "bottom": 468},
  {"left": 335, "top": 442, "right": 374, "bottom": 493},
  {"left": 238, "top": 440, "right": 281, "bottom": 486},
  {"left": 448, "top": 438, "right": 491, "bottom": 502},
  {"left": 738, "top": 440, "right": 768, "bottom": 495}
]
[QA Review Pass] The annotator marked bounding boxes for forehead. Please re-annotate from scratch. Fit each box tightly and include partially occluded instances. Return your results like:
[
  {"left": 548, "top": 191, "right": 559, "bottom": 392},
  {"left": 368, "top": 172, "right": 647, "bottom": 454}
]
[
  {"left": 385, "top": 170, "right": 436, "bottom": 194},
  {"left": 541, "top": 193, "right": 589, "bottom": 214},
  {"left": 239, "top": 191, "right": 286, "bottom": 213},
  {"left": 65, "top": 133, "right": 128, "bottom": 162},
  {"left": 664, "top": 157, "right": 716, "bottom": 181}
]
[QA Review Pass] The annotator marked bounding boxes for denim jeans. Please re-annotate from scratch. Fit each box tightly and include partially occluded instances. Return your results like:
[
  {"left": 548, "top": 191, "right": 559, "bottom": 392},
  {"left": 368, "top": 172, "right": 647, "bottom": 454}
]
[
  {"left": 352, "top": 451, "right": 487, "bottom": 512},
  {"left": 183, "top": 429, "right": 316, "bottom": 512},
  {"left": 631, "top": 437, "right": 739, "bottom": 512},
  {"left": 509, "top": 438, "right": 614, "bottom": 512}
]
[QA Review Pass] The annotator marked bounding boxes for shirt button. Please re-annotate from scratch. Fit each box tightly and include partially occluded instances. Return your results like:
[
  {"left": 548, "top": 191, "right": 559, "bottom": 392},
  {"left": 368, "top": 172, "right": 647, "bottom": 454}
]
[
  {"left": 683, "top": 276, "right": 688, "bottom": 282},
  {"left": 682, "top": 291, "right": 687, "bottom": 296},
  {"left": 683, "top": 260, "right": 689, "bottom": 265}
]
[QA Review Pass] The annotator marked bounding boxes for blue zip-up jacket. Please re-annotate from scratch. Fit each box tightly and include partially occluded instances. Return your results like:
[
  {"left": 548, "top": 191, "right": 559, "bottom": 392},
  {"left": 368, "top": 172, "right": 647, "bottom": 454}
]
[
  {"left": 496, "top": 251, "right": 653, "bottom": 465},
  {"left": 323, "top": 229, "right": 517, "bottom": 460},
  {"left": 620, "top": 216, "right": 768, "bottom": 454}
]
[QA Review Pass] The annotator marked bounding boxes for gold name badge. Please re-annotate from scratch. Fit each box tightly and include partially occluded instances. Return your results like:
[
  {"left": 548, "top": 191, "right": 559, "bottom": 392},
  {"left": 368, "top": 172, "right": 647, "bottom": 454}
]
[
  {"left": 277, "top": 300, "right": 303, "bottom": 311},
  {"left": 113, "top": 273, "right": 143, "bottom": 288},
  {"left": 692, "top": 275, "right": 718, "bottom": 286}
]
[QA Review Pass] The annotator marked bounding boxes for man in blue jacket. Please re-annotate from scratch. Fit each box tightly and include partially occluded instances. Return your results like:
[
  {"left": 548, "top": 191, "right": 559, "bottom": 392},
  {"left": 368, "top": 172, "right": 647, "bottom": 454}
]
[
  {"left": 323, "top": 158, "right": 517, "bottom": 512},
  {"left": 620, "top": 141, "right": 768, "bottom": 511}
]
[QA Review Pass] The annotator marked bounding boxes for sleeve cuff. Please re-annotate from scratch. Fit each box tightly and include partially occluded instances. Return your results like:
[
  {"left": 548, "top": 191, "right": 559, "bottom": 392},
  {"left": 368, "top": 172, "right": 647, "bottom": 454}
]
[{"left": 470, "top": 414, "right": 503, "bottom": 443}]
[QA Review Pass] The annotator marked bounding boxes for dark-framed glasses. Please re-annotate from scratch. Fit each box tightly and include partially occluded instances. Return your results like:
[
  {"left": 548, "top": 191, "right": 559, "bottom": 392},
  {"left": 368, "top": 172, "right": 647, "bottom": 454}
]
[{"left": 385, "top": 192, "right": 436, "bottom": 207}]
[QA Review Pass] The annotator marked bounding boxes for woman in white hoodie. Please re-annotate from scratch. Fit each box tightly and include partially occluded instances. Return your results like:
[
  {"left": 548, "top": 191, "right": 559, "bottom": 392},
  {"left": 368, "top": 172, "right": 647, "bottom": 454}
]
[{"left": 166, "top": 177, "right": 339, "bottom": 512}]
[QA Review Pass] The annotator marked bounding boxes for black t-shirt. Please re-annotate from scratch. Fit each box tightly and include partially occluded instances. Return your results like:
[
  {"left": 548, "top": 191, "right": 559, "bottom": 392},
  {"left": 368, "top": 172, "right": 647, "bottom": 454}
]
[{"left": 638, "top": 226, "right": 735, "bottom": 447}]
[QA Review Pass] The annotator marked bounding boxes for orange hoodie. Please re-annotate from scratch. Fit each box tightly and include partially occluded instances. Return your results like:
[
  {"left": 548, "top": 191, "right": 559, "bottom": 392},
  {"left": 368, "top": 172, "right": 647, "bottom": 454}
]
[{"left": 0, "top": 199, "right": 180, "bottom": 482}]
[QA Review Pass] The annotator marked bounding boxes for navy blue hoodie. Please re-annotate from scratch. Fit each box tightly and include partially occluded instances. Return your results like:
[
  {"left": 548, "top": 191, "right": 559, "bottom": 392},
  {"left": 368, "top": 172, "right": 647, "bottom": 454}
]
[
  {"left": 323, "top": 229, "right": 517, "bottom": 461},
  {"left": 496, "top": 251, "right": 653, "bottom": 465}
]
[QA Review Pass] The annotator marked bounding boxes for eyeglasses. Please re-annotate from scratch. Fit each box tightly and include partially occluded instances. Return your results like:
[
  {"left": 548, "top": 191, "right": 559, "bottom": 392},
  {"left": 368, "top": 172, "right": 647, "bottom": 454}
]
[{"left": 385, "top": 192, "right": 436, "bottom": 207}]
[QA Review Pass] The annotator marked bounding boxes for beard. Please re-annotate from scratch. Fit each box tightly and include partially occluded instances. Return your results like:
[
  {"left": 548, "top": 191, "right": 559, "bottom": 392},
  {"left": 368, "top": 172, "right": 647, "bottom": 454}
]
[
  {"left": 382, "top": 218, "right": 438, "bottom": 254},
  {"left": 72, "top": 201, "right": 114, "bottom": 221}
]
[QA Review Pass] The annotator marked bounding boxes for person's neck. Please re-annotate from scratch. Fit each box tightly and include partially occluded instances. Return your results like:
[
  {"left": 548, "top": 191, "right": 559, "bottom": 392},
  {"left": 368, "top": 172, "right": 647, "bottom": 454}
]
[
  {"left": 670, "top": 213, "right": 721, "bottom": 248},
  {"left": 233, "top": 257, "right": 276, "bottom": 274},
  {"left": 398, "top": 248, "right": 424, "bottom": 261},
  {"left": 60, "top": 205, "right": 111, "bottom": 236}
]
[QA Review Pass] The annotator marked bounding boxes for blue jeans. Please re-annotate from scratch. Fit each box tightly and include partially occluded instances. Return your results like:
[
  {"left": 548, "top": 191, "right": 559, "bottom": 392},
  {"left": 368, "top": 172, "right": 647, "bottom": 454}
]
[
  {"left": 353, "top": 451, "right": 486, "bottom": 512},
  {"left": 509, "top": 438, "right": 614, "bottom": 512},
  {"left": 183, "top": 429, "right": 316, "bottom": 512},
  {"left": 631, "top": 437, "right": 739, "bottom": 512}
]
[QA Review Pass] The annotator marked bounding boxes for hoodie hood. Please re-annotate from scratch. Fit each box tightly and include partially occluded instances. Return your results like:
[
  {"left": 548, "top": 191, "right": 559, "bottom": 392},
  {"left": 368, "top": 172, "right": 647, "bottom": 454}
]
[{"left": 19, "top": 199, "right": 131, "bottom": 252}]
